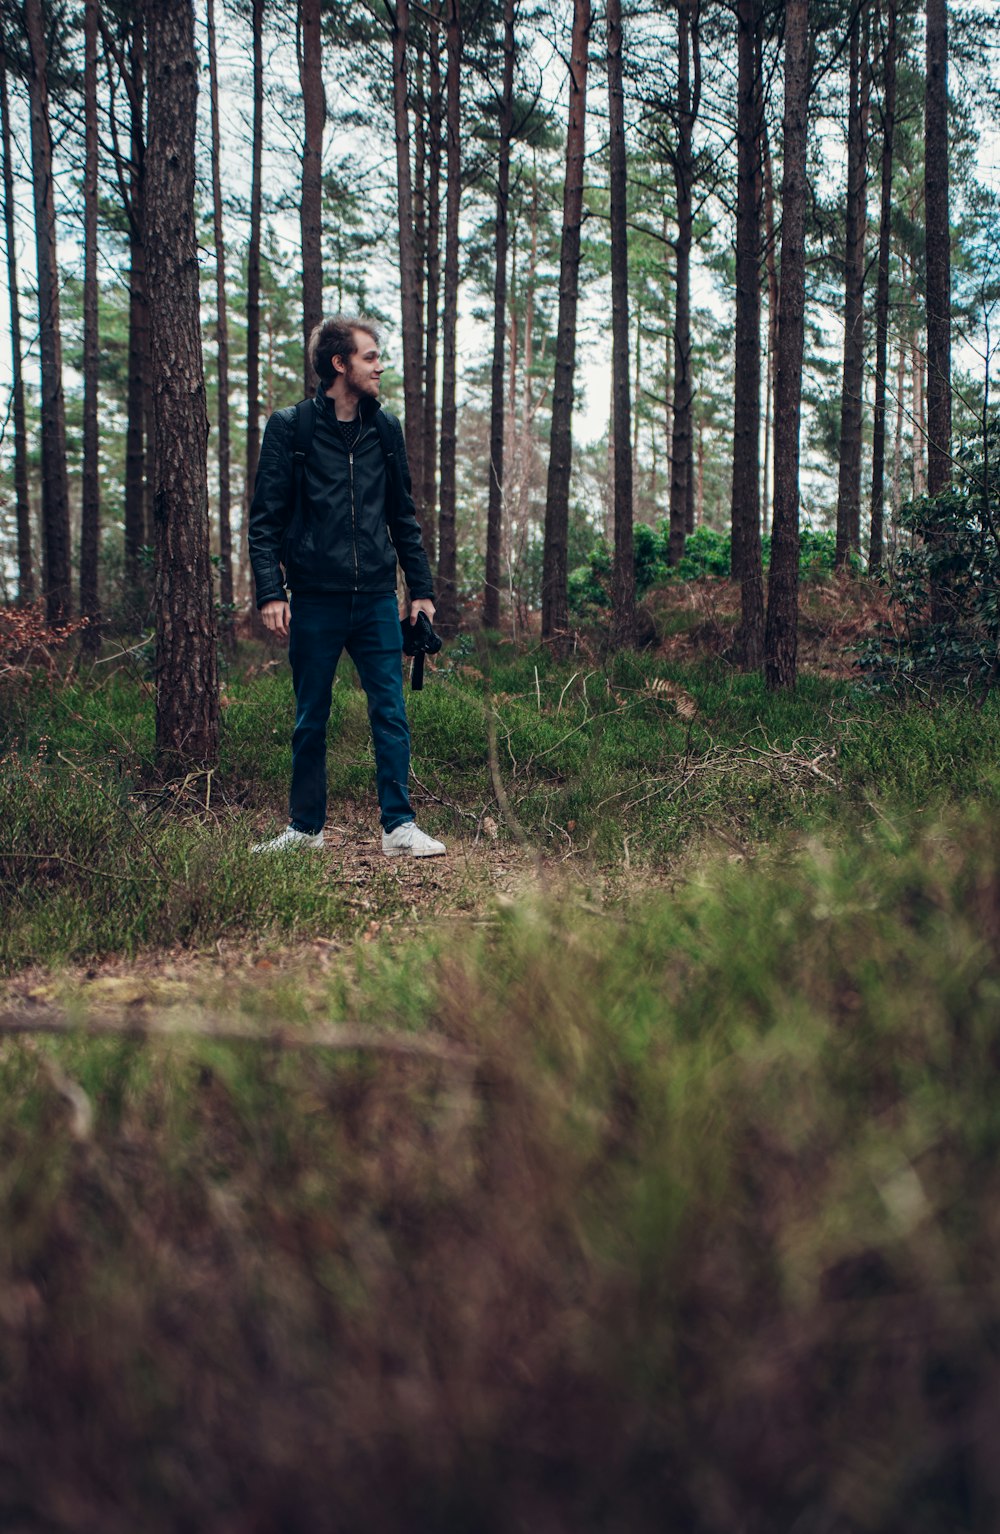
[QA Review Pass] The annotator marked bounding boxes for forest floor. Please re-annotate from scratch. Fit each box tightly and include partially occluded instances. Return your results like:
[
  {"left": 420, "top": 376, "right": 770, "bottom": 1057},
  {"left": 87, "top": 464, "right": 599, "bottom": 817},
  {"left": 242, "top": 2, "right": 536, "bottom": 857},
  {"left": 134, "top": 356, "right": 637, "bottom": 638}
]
[{"left": 3, "top": 575, "right": 1000, "bottom": 1532}]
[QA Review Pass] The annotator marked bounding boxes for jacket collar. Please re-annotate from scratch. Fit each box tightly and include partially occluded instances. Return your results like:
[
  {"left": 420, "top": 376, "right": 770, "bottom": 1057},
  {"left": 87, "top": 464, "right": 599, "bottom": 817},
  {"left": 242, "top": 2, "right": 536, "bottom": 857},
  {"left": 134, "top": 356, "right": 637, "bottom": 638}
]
[{"left": 315, "top": 389, "right": 382, "bottom": 426}]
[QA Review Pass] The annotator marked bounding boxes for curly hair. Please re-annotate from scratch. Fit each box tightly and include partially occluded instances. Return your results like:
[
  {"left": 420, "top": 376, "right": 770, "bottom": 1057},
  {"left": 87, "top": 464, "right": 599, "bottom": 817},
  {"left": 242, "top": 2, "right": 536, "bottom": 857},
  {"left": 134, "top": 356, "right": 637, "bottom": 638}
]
[{"left": 308, "top": 314, "right": 382, "bottom": 389}]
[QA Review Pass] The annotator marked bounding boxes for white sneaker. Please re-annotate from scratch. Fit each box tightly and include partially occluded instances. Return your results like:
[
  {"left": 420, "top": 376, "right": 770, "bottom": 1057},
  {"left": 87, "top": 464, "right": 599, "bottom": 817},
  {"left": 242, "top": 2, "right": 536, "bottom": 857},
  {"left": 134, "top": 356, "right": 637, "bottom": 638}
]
[
  {"left": 251, "top": 825, "right": 325, "bottom": 854},
  {"left": 381, "top": 822, "right": 446, "bottom": 858}
]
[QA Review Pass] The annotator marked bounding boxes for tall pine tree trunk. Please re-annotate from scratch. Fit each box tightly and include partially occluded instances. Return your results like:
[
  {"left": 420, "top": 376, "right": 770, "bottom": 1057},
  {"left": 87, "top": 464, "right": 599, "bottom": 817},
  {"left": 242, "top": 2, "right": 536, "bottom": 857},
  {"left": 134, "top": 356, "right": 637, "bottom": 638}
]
[
  {"left": 483, "top": 0, "right": 514, "bottom": 631},
  {"left": 761, "top": 112, "right": 779, "bottom": 529},
  {"left": 207, "top": 0, "right": 234, "bottom": 635},
  {"left": 912, "top": 323, "right": 926, "bottom": 496},
  {"left": 436, "top": 0, "right": 461, "bottom": 635},
  {"left": 541, "top": 0, "right": 591, "bottom": 644},
  {"left": 299, "top": 0, "right": 325, "bottom": 395},
  {"left": 764, "top": 0, "right": 810, "bottom": 691},
  {"left": 24, "top": 0, "right": 71, "bottom": 623},
  {"left": 731, "top": 0, "right": 764, "bottom": 668},
  {"left": 146, "top": 0, "right": 218, "bottom": 770},
  {"left": 668, "top": 0, "right": 700, "bottom": 565},
  {"left": 925, "top": 0, "right": 950, "bottom": 498},
  {"left": 392, "top": 0, "right": 425, "bottom": 522},
  {"left": 868, "top": 0, "right": 896, "bottom": 573},
  {"left": 835, "top": 2, "right": 870, "bottom": 568},
  {"left": 421, "top": 11, "right": 442, "bottom": 563},
  {"left": 0, "top": 38, "right": 33, "bottom": 604},
  {"left": 80, "top": 0, "right": 101, "bottom": 652},
  {"left": 243, "top": 0, "right": 264, "bottom": 609},
  {"left": 607, "top": 0, "right": 635, "bottom": 649},
  {"left": 120, "top": 9, "right": 148, "bottom": 593}
]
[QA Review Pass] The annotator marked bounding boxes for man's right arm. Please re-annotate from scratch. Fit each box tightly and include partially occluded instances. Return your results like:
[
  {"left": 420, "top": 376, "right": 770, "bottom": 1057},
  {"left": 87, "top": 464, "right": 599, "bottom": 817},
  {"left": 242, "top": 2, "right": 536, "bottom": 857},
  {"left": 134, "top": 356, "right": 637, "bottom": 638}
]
[{"left": 248, "top": 409, "right": 294, "bottom": 610}]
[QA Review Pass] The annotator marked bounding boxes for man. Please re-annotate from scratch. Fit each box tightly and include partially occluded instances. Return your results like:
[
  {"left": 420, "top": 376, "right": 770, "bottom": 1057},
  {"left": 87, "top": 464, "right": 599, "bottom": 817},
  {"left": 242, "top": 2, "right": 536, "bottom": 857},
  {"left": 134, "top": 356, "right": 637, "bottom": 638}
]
[{"left": 248, "top": 315, "right": 446, "bottom": 858}]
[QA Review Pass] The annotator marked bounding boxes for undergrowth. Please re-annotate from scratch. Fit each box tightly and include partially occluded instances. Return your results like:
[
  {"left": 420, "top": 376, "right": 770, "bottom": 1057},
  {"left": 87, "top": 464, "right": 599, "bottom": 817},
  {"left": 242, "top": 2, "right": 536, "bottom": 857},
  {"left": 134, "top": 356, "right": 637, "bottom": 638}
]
[{"left": 5, "top": 639, "right": 1000, "bottom": 969}]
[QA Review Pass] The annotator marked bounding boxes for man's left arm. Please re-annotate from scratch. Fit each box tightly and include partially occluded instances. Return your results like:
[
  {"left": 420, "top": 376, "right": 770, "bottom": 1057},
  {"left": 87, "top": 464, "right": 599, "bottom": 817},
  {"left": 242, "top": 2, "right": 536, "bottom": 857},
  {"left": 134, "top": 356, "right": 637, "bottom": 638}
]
[{"left": 385, "top": 415, "right": 435, "bottom": 619}]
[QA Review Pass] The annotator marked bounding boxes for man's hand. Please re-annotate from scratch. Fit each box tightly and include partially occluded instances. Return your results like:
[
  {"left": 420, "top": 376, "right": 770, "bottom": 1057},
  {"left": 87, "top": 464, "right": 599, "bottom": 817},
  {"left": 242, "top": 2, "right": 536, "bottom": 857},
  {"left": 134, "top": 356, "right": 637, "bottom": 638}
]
[
  {"left": 409, "top": 598, "right": 435, "bottom": 626},
  {"left": 261, "top": 599, "right": 290, "bottom": 639}
]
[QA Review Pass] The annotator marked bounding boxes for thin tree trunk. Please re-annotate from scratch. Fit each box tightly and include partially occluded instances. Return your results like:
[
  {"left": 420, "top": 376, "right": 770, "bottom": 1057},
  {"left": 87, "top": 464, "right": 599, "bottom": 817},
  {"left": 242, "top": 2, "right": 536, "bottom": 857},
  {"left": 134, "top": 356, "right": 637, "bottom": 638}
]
[
  {"left": 483, "top": 0, "right": 514, "bottom": 631},
  {"left": 892, "top": 324, "right": 905, "bottom": 519},
  {"left": 146, "top": 0, "right": 218, "bottom": 769},
  {"left": 207, "top": 0, "right": 234, "bottom": 636},
  {"left": 436, "top": 0, "right": 461, "bottom": 635},
  {"left": 868, "top": 0, "right": 896, "bottom": 573},
  {"left": 912, "top": 330, "right": 925, "bottom": 497},
  {"left": 668, "top": 0, "right": 699, "bottom": 566},
  {"left": 541, "top": 0, "right": 592, "bottom": 644},
  {"left": 414, "top": 40, "right": 426, "bottom": 416},
  {"left": 731, "top": 0, "right": 764, "bottom": 668},
  {"left": 421, "top": 11, "right": 442, "bottom": 562},
  {"left": 761, "top": 112, "right": 779, "bottom": 530},
  {"left": 835, "top": 1, "right": 870, "bottom": 568},
  {"left": 24, "top": 0, "right": 71, "bottom": 623},
  {"left": 764, "top": 0, "right": 810, "bottom": 691},
  {"left": 607, "top": 0, "right": 635, "bottom": 648},
  {"left": 244, "top": 0, "right": 264, "bottom": 610},
  {"left": 924, "top": 0, "right": 950, "bottom": 500},
  {"left": 80, "top": 0, "right": 101, "bottom": 652},
  {"left": 299, "top": 0, "right": 325, "bottom": 395},
  {"left": 392, "top": 0, "right": 425, "bottom": 523},
  {"left": 0, "top": 37, "right": 33, "bottom": 604},
  {"left": 121, "top": 10, "right": 147, "bottom": 592}
]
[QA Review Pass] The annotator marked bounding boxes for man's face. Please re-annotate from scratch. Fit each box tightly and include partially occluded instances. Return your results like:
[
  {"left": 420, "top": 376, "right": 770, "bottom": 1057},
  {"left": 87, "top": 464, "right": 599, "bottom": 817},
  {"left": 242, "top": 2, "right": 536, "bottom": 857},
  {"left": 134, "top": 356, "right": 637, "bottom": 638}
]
[{"left": 338, "top": 331, "right": 385, "bottom": 401}]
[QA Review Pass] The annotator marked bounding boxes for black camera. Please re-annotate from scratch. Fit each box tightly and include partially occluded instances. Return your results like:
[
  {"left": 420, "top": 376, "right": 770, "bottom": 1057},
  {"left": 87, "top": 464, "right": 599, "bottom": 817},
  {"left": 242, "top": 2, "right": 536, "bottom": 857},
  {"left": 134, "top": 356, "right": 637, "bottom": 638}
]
[{"left": 400, "top": 611, "right": 443, "bottom": 690}]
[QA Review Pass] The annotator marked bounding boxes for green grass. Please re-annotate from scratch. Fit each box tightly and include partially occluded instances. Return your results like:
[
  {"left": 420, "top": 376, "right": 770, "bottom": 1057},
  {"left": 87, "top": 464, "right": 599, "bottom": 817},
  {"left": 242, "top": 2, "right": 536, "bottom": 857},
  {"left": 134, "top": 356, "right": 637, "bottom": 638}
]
[
  {"left": 6, "top": 641, "right": 1000, "bottom": 969},
  {"left": 3, "top": 806, "right": 1000, "bottom": 1528}
]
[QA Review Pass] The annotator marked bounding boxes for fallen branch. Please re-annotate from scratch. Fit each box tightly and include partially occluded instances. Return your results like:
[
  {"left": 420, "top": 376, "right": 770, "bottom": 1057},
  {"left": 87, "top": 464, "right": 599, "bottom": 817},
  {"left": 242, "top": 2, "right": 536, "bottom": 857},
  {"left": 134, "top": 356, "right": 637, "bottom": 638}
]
[{"left": 0, "top": 1008, "right": 479, "bottom": 1065}]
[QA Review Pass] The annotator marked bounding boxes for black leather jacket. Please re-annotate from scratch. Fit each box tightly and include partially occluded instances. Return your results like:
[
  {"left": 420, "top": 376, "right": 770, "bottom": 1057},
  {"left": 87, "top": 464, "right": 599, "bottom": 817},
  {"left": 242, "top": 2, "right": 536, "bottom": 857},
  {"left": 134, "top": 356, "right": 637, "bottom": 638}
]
[{"left": 248, "top": 392, "right": 434, "bottom": 609}]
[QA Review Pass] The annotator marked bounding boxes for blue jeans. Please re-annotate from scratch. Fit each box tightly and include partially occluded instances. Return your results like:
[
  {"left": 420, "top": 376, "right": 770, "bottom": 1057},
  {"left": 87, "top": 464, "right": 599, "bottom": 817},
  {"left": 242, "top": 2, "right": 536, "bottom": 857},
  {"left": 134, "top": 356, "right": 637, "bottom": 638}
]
[{"left": 287, "top": 591, "right": 414, "bottom": 834}]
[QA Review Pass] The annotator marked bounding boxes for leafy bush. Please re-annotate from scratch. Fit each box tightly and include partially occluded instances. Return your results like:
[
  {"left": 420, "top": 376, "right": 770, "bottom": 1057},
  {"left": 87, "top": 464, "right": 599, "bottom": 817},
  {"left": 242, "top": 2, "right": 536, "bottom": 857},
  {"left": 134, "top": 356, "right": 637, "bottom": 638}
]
[
  {"left": 859, "top": 414, "right": 1000, "bottom": 690},
  {"left": 569, "top": 524, "right": 840, "bottom": 613}
]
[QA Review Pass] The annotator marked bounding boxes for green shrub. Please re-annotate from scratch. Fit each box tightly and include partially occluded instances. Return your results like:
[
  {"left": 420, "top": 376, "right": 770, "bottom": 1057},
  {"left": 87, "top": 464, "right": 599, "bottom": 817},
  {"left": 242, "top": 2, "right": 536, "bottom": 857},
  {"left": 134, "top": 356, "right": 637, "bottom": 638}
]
[
  {"left": 569, "top": 524, "right": 840, "bottom": 613},
  {"left": 859, "top": 413, "right": 1000, "bottom": 691}
]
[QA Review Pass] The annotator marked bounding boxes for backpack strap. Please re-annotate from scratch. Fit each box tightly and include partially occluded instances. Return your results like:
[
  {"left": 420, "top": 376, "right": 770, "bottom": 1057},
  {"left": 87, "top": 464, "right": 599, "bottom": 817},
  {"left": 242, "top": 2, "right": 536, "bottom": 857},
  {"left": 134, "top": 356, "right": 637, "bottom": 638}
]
[
  {"left": 371, "top": 408, "right": 401, "bottom": 500},
  {"left": 289, "top": 398, "right": 316, "bottom": 521}
]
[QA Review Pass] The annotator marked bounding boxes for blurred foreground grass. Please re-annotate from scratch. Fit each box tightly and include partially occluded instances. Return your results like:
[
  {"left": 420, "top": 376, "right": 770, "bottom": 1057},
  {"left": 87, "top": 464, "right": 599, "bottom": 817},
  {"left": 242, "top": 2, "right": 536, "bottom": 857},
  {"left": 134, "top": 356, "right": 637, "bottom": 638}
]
[{"left": 2, "top": 806, "right": 1000, "bottom": 1529}]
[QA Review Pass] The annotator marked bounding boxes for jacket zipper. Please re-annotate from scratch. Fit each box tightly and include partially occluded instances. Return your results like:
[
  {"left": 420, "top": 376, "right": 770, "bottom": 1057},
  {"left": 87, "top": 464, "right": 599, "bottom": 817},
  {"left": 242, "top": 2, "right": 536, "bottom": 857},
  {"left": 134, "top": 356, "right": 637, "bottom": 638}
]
[{"left": 348, "top": 422, "right": 369, "bottom": 591}]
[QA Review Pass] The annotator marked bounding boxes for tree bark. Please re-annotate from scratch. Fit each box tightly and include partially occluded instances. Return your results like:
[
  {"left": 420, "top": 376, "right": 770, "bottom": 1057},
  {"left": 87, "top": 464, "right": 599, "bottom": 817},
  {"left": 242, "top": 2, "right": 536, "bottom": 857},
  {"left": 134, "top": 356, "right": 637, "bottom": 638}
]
[
  {"left": 24, "top": 0, "right": 71, "bottom": 623},
  {"left": 0, "top": 36, "right": 33, "bottom": 605},
  {"left": 868, "top": 0, "right": 896, "bottom": 573},
  {"left": 834, "top": 1, "right": 870, "bottom": 568},
  {"left": 667, "top": 0, "right": 699, "bottom": 567},
  {"left": 146, "top": 0, "right": 218, "bottom": 770},
  {"left": 299, "top": 0, "right": 325, "bottom": 395},
  {"left": 392, "top": 0, "right": 425, "bottom": 529},
  {"left": 421, "top": 11, "right": 442, "bottom": 563},
  {"left": 764, "top": 0, "right": 810, "bottom": 691},
  {"left": 924, "top": 0, "right": 950, "bottom": 498},
  {"left": 243, "top": 0, "right": 264, "bottom": 611},
  {"left": 207, "top": 0, "right": 234, "bottom": 637},
  {"left": 483, "top": 0, "right": 515, "bottom": 631},
  {"left": 541, "top": 0, "right": 591, "bottom": 645},
  {"left": 912, "top": 326, "right": 925, "bottom": 496},
  {"left": 436, "top": 0, "right": 462, "bottom": 635},
  {"left": 761, "top": 109, "right": 779, "bottom": 530},
  {"left": 80, "top": 0, "right": 101, "bottom": 651},
  {"left": 731, "top": 0, "right": 764, "bottom": 668},
  {"left": 124, "top": 10, "right": 149, "bottom": 587},
  {"left": 607, "top": 0, "right": 635, "bottom": 648}
]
